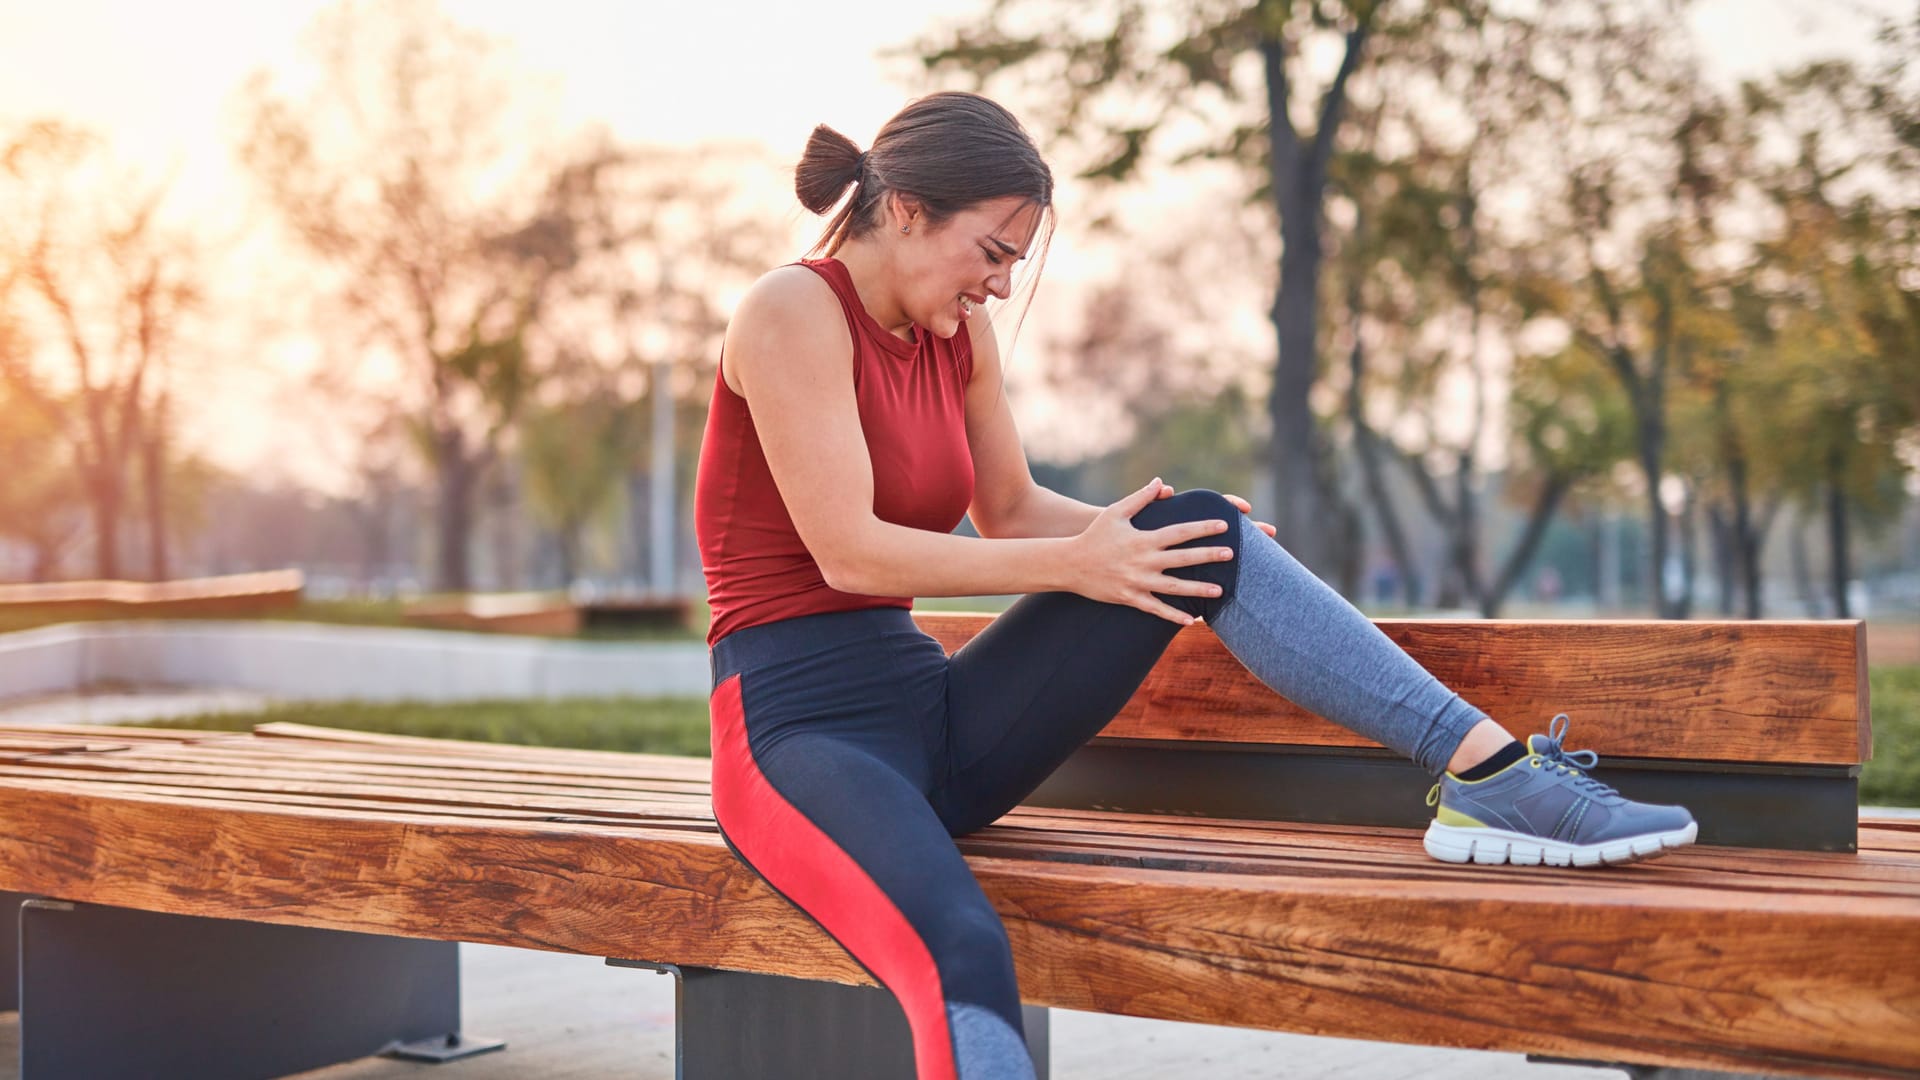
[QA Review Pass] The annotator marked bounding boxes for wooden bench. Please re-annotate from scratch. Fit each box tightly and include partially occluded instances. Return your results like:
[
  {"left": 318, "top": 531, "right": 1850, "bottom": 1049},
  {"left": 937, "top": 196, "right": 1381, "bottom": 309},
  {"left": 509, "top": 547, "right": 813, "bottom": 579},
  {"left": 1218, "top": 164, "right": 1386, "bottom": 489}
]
[
  {"left": 0, "top": 569, "right": 304, "bottom": 619},
  {"left": 0, "top": 615, "right": 1913, "bottom": 1080},
  {"left": 403, "top": 592, "right": 694, "bottom": 637}
]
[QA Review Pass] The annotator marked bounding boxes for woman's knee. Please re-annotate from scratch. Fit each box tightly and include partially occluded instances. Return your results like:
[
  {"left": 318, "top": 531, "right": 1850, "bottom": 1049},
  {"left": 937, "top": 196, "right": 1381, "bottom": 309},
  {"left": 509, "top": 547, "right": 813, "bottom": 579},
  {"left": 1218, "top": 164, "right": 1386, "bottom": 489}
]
[
  {"left": 1131, "top": 488, "right": 1238, "bottom": 533},
  {"left": 1130, "top": 488, "right": 1243, "bottom": 609}
]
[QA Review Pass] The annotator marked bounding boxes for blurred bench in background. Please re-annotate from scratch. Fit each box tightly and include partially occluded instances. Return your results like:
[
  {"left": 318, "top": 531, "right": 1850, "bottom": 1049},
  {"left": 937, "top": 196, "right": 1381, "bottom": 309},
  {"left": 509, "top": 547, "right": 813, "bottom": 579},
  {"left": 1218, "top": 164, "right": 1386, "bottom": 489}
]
[
  {"left": 0, "top": 569, "right": 303, "bottom": 619},
  {"left": 403, "top": 591, "right": 692, "bottom": 636}
]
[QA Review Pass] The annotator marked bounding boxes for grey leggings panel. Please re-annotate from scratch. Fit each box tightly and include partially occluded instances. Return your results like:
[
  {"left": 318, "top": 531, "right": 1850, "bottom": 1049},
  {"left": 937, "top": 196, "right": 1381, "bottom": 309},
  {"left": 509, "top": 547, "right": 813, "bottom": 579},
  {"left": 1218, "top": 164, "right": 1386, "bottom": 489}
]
[{"left": 1210, "top": 514, "right": 1486, "bottom": 775}]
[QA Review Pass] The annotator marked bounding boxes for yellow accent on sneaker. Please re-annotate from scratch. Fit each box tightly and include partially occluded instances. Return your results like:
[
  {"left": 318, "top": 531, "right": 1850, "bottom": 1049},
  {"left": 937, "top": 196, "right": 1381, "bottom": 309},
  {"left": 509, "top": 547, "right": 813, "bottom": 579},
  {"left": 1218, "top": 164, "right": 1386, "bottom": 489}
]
[{"left": 1435, "top": 805, "right": 1489, "bottom": 828}]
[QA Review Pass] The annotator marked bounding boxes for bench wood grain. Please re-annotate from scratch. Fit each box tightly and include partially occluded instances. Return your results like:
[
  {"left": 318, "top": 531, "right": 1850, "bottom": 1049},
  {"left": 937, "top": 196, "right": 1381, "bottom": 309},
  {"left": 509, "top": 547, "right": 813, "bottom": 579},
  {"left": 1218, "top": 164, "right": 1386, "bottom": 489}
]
[
  {"left": 0, "top": 723, "right": 1913, "bottom": 1079},
  {"left": 913, "top": 613, "right": 1870, "bottom": 766}
]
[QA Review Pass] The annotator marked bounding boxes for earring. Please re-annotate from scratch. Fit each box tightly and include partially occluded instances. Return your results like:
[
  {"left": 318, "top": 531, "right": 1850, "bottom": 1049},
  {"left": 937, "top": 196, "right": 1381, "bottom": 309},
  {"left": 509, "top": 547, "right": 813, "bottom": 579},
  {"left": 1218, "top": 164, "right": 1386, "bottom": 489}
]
[{"left": 900, "top": 224, "right": 910, "bottom": 234}]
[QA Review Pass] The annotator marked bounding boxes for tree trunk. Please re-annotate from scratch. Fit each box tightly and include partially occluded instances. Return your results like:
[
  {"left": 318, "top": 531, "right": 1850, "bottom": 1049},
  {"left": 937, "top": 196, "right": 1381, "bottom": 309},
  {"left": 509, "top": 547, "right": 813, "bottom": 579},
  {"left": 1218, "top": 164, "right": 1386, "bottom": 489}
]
[
  {"left": 1789, "top": 505, "right": 1820, "bottom": 616},
  {"left": 1708, "top": 503, "right": 1735, "bottom": 616},
  {"left": 1826, "top": 446, "right": 1851, "bottom": 619},
  {"left": 1344, "top": 278, "right": 1418, "bottom": 609},
  {"left": 1268, "top": 217, "right": 1330, "bottom": 582},
  {"left": 1676, "top": 479, "right": 1699, "bottom": 619},
  {"left": 1744, "top": 497, "right": 1780, "bottom": 620},
  {"left": 1483, "top": 472, "right": 1572, "bottom": 618},
  {"left": 141, "top": 405, "right": 169, "bottom": 582},
  {"left": 1453, "top": 455, "right": 1485, "bottom": 608},
  {"left": 557, "top": 521, "right": 580, "bottom": 588},
  {"left": 1258, "top": 22, "right": 1368, "bottom": 589},
  {"left": 433, "top": 431, "right": 477, "bottom": 594},
  {"left": 1638, "top": 428, "right": 1671, "bottom": 618},
  {"left": 87, "top": 466, "right": 122, "bottom": 581}
]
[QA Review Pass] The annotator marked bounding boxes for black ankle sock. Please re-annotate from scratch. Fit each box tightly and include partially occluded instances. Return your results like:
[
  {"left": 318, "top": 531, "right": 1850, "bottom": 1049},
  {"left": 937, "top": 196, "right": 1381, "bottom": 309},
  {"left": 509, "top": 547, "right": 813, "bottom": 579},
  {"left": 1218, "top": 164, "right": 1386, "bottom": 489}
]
[{"left": 1455, "top": 739, "right": 1527, "bottom": 780}]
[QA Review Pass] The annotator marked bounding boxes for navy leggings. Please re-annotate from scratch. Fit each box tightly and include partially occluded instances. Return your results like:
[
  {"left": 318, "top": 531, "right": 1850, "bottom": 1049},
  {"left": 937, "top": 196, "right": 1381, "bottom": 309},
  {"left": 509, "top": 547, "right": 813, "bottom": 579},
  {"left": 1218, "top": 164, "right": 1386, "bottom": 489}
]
[
  {"left": 707, "top": 490, "right": 1482, "bottom": 1080},
  {"left": 708, "top": 491, "right": 1240, "bottom": 1080}
]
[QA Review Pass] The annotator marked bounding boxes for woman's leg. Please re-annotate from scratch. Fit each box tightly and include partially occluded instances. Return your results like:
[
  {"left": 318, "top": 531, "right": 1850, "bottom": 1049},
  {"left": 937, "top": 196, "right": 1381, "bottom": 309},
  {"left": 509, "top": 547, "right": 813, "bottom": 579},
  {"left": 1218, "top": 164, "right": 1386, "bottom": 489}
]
[
  {"left": 710, "top": 668, "right": 1034, "bottom": 1080},
  {"left": 935, "top": 490, "right": 1243, "bottom": 834},
  {"left": 1205, "top": 514, "right": 1488, "bottom": 776},
  {"left": 938, "top": 487, "right": 1483, "bottom": 831},
  {"left": 940, "top": 491, "right": 1693, "bottom": 866}
]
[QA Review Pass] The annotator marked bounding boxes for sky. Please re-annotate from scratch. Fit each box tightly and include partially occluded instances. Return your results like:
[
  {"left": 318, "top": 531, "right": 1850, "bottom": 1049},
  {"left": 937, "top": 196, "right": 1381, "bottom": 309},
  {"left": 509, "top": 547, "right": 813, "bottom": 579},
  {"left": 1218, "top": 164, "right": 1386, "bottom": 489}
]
[{"left": 0, "top": 0, "right": 1904, "bottom": 493}]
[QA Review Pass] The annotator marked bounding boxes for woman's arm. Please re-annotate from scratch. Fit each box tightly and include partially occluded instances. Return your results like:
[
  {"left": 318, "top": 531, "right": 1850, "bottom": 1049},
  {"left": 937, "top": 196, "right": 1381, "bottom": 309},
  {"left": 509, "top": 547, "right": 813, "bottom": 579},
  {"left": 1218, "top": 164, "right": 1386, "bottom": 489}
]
[
  {"left": 959, "top": 314, "right": 1104, "bottom": 539},
  {"left": 726, "top": 269, "right": 1228, "bottom": 624}
]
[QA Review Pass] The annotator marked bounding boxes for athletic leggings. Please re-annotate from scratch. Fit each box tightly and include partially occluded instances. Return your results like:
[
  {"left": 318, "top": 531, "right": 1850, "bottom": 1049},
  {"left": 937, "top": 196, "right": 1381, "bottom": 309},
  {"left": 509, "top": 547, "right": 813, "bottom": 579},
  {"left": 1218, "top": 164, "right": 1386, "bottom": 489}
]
[{"left": 707, "top": 490, "right": 1487, "bottom": 1080}]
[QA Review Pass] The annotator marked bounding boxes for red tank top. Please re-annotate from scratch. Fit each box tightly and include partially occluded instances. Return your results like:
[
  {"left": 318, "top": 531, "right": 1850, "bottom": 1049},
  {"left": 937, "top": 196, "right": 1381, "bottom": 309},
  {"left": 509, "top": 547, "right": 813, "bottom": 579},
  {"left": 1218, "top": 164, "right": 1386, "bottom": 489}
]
[{"left": 695, "top": 258, "right": 976, "bottom": 645}]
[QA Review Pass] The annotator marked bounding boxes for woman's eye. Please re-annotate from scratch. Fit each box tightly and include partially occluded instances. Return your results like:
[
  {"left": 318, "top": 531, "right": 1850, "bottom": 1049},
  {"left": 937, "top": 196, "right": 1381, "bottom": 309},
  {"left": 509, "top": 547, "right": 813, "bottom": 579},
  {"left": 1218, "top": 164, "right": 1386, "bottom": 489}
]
[{"left": 982, "top": 247, "right": 1002, "bottom": 265}]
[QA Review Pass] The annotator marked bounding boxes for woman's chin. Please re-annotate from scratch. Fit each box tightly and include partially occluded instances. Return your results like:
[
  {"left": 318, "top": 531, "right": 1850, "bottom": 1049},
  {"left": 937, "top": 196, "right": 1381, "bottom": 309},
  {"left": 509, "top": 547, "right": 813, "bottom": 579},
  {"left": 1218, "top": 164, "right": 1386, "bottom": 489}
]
[{"left": 924, "top": 317, "right": 962, "bottom": 340}]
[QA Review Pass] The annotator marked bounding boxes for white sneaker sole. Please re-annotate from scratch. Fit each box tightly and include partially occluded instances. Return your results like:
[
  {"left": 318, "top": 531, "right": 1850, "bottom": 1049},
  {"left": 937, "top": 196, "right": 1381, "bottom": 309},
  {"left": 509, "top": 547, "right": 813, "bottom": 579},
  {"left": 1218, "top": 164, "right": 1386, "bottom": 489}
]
[{"left": 1422, "top": 820, "right": 1699, "bottom": 867}]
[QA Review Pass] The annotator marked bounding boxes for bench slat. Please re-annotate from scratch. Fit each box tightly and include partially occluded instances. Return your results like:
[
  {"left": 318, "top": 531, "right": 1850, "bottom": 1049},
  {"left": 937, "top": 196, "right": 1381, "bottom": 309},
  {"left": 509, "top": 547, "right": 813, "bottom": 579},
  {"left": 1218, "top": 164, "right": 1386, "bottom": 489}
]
[
  {"left": 7, "top": 745, "right": 1918, "bottom": 899},
  {"left": 914, "top": 614, "right": 1870, "bottom": 765},
  {"left": 0, "top": 777, "right": 1913, "bottom": 1078}
]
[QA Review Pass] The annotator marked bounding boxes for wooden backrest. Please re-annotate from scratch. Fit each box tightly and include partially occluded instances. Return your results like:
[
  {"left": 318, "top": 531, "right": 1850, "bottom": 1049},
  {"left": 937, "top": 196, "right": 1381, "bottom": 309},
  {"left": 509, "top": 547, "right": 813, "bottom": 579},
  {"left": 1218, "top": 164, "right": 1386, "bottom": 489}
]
[{"left": 911, "top": 613, "right": 1870, "bottom": 767}]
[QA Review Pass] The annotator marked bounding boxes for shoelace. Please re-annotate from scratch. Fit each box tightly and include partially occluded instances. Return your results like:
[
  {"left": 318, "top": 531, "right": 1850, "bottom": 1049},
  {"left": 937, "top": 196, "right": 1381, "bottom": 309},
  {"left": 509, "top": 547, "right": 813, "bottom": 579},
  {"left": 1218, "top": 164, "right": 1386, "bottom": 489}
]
[
  {"left": 1426, "top": 713, "right": 1620, "bottom": 807},
  {"left": 1532, "top": 713, "right": 1619, "bottom": 799}
]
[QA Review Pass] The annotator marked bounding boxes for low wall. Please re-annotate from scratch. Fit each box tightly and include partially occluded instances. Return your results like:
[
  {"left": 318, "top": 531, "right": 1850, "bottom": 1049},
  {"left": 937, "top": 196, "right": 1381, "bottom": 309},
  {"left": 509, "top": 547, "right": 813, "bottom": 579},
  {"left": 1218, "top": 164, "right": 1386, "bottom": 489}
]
[{"left": 0, "top": 621, "right": 709, "bottom": 703}]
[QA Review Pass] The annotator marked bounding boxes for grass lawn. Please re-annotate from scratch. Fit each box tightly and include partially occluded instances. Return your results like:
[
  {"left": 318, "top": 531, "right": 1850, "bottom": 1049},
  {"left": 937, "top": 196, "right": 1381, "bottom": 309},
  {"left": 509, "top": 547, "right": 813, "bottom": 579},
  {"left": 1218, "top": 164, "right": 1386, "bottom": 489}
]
[{"left": 1864, "top": 665, "right": 1920, "bottom": 808}]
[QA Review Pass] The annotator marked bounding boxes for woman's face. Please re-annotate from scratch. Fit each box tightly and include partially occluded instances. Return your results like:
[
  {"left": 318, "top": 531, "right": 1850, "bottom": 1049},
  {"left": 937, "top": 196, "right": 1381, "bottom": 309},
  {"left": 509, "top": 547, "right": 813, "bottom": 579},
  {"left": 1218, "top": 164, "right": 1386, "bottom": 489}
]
[{"left": 896, "top": 195, "right": 1043, "bottom": 340}]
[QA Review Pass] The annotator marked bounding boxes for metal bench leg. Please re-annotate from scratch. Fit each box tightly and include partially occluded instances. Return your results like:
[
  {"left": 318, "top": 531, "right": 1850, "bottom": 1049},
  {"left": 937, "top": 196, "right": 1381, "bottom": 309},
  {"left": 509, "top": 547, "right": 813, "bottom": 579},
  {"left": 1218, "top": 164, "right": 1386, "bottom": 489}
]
[
  {"left": 610, "top": 959, "right": 1050, "bottom": 1079},
  {"left": 18, "top": 898, "right": 505, "bottom": 1080}
]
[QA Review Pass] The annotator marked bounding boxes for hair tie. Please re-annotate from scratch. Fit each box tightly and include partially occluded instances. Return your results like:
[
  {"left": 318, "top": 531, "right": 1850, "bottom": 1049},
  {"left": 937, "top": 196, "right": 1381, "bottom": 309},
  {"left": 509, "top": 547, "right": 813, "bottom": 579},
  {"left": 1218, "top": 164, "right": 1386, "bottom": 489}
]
[{"left": 854, "top": 150, "right": 869, "bottom": 179}]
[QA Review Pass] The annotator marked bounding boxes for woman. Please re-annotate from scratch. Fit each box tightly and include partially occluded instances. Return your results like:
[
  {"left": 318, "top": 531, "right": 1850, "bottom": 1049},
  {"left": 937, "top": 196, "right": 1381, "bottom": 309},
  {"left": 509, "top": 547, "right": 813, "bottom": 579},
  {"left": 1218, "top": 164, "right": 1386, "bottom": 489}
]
[{"left": 694, "top": 91, "right": 1695, "bottom": 1080}]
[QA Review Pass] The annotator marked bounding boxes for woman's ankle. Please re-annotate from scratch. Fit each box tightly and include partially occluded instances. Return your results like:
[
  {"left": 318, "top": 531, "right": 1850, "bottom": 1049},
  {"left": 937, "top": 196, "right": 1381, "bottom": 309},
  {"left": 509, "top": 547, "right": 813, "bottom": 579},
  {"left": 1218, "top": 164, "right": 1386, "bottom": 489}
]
[{"left": 1446, "top": 718, "right": 1520, "bottom": 776}]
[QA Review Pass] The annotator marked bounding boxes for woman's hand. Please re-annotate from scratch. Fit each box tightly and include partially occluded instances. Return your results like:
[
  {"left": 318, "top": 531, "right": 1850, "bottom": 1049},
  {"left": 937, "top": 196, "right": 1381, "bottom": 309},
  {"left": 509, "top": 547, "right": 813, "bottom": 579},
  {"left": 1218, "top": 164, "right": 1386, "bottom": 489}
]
[
  {"left": 1069, "top": 477, "right": 1236, "bottom": 626},
  {"left": 1154, "top": 484, "right": 1277, "bottom": 539},
  {"left": 1220, "top": 493, "right": 1277, "bottom": 539}
]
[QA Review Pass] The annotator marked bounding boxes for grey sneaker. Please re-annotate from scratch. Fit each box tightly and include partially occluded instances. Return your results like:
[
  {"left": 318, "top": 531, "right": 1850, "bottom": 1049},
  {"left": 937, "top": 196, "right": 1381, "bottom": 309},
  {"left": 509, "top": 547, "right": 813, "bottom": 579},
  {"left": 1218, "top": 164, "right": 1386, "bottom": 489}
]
[{"left": 1423, "top": 714, "right": 1698, "bottom": 867}]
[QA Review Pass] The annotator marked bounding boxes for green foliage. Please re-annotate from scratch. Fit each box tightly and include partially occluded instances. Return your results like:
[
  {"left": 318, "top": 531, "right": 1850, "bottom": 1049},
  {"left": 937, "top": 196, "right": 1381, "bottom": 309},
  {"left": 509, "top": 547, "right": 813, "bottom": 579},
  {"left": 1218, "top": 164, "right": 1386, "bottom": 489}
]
[
  {"left": 135, "top": 697, "right": 714, "bottom": 757},
  {"left": 518, "top": 389, "right": 644, "bottom": 578},
  {"left": 1863, "top": 665, "right": 1920, "bottom": 808}
]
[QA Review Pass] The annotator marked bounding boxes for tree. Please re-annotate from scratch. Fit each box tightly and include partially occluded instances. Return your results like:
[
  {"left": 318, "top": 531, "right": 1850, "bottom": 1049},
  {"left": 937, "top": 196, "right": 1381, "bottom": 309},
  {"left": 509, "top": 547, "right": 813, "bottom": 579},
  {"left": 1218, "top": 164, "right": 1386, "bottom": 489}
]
[
  {"left": 238, "top": 0, "right": 586, "bottom": 592},
  {"left": 913, "top": 0, "right": 1688, "bottom": 594},
  {"left": 0, "top": 340, "right": 84, "bottom": 582},
  {"left": 1, "top": 122, "right": 200, "bottom": 581},
  {"left": 912, "top": 0, "right": 1426, "bottom": 583},
  {"left": 1740, "top": 60, "right": 1918, "bottom": 617},
  {"left": 518, "top": 376, "right": 642, "bottom": 587}
]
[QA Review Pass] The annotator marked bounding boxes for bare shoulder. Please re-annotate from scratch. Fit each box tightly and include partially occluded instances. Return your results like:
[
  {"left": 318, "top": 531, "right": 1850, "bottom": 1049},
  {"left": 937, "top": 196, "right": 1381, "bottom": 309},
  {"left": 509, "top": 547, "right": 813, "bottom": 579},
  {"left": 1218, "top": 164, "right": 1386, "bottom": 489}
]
[
  {"left": 724, "top": 265, "right": 850, "bottom": 396},
  {"left": 961, "top": 307, "right": 1003, "bottom": 383}
]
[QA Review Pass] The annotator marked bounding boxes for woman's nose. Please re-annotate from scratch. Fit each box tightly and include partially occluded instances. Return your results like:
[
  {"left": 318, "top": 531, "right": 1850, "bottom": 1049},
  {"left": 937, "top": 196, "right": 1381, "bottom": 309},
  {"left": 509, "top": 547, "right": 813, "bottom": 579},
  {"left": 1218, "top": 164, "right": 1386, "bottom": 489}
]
[{"left": 986, "top": 273, "right": 1011, "bottom": 300}]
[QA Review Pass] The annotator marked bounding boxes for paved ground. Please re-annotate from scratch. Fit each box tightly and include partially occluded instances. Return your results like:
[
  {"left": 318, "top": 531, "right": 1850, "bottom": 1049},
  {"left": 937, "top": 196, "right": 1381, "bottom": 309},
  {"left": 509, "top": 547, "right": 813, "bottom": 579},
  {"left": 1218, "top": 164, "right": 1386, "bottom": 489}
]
[{"left": 0, "top": 941, "right": 1620, "bottom": 1079}]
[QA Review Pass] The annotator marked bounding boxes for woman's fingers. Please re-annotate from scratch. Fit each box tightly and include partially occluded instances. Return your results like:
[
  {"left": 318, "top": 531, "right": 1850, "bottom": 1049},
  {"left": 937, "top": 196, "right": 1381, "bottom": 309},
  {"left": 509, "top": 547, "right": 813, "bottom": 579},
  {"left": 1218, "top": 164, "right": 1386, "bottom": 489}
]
[
  {"left": 1152, "top": 573, "right": 1224, "bottom": 598},
  {"left": 1112, "top": 476, "right": 1166, "bottom": 517},
  {"left": 1158, "top": 545, "right": 1235, "bottom": 569},
  {"left": 1136, "top": 595, "right": 1196, "bottom": 626},
  {"left": 1149, "top": 519, "right": 1232, "bottom": 546},
  {"left": 1222, "top": 493, "right": 1252, "bottom": 514}
]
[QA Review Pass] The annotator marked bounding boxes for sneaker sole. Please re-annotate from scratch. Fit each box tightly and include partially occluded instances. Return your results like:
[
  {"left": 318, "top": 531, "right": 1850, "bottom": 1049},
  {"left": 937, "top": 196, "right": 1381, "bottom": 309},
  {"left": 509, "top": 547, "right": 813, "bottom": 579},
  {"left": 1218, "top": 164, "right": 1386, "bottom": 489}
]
[{"left": 1421, "top": 820, "right": 1699, "bottom": 867}]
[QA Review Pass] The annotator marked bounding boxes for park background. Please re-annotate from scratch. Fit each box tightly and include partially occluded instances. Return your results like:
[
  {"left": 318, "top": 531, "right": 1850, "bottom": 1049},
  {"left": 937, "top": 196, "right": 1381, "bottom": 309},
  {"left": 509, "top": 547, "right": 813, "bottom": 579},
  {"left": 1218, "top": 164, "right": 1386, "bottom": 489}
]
[{"left": 1, "top": 0, "right": 1917, "bottom": 805}]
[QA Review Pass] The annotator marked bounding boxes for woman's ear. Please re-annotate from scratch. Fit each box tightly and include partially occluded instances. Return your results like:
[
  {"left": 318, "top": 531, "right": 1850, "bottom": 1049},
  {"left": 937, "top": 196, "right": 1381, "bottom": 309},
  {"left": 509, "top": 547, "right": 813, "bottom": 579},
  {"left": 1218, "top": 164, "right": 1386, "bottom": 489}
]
[{"left": 888, "top": 191, "right": 924, "bottom": 232}]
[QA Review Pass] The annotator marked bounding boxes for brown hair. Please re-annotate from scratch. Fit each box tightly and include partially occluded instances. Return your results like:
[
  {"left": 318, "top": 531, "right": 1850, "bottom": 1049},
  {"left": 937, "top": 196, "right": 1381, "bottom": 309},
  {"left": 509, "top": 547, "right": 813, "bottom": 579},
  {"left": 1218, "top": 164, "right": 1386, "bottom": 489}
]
[{"left": 795, "top": 91, "right": 1054, "bottom": 260}]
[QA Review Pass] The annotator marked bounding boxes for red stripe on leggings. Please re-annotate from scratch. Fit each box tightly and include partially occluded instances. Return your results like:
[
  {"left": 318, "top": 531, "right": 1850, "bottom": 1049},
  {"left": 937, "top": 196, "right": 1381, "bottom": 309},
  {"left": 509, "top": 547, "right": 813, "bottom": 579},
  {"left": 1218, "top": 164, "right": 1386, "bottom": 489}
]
[{"left": 708, "top": 674, "right": 957, "bottom": 1080}]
